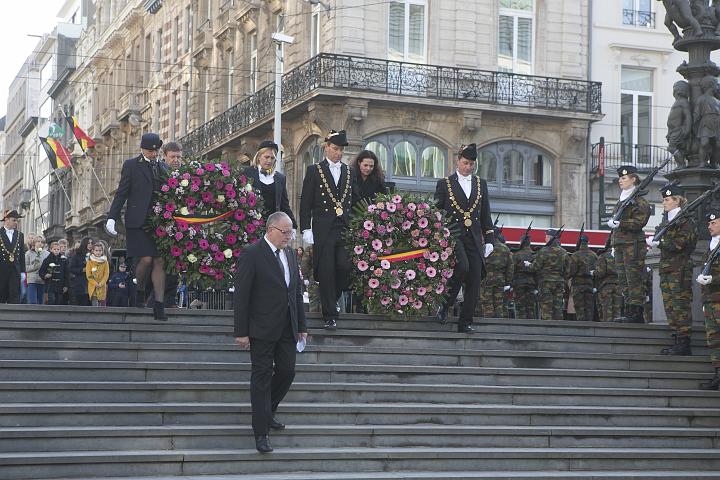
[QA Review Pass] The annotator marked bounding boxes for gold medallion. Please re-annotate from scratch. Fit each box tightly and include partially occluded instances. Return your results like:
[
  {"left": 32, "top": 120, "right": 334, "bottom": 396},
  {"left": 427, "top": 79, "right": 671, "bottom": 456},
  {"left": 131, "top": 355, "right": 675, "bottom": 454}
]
[
  {"left": 464, "top": 218, "right": 472, "bottom": 227},
  {"left": 8, "top": 254, "right": 14, "bottom": 262},
  {"left": 335, "top": 206, "right": 344, "bottom": 216}
]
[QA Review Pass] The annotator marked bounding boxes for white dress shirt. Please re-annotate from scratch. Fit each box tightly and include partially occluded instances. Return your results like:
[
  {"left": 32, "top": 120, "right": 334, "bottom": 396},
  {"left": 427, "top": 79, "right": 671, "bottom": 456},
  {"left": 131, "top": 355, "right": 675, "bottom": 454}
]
[
  {"left": 258, "top": 166, "right": 275, "bottom": 186},
  {"left": 456, "top": 171, "right": 472, "bottom": 199},
  {"left": 4, "top": 229, "right": 14, "bottom": 244},
  {"left": 264, "top": 236, "right": 289, "bottom": 286},
  {"left": 328, "top": 159, "right": 342, "bottom": 186}
]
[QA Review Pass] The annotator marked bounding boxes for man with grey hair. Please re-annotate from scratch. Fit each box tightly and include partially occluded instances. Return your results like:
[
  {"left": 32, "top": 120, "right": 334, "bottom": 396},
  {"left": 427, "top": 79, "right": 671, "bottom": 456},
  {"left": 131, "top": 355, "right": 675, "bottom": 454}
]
[{"left": 233, "top": 211, "right": 307, "bottom": 453}]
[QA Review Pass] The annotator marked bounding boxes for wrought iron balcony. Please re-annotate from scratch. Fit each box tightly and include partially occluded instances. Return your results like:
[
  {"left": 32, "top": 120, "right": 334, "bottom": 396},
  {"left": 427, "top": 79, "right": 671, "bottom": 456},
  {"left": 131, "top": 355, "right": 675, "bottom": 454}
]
[
  {"left": 590, "top": 141, "right": 673, "bottom": 176},
  {"left": 181, "top": 53, "right": 603, "bottom": 157},
  {"left": 622, "top": 9, "right": 655, "bottom": 28}
]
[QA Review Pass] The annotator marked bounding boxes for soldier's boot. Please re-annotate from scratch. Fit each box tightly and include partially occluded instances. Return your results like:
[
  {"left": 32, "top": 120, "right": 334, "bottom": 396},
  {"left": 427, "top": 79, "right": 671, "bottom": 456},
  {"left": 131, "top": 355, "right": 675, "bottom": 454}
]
[
  {"left": 661, "top": 335, "right": 692, "bottom": 356},
  {"left": 615, "top": 304, "right": 643, "bottom": 323},
  {"left": 700, "top": 368, "right": 720, "bottom": 391},
  {"left": 436, "top": 304, "right": 449, "bottom": 325}
]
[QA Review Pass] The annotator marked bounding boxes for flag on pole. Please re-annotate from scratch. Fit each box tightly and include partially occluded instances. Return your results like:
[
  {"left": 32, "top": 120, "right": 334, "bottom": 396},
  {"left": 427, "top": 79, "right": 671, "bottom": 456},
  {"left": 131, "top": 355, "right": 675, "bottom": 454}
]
[
  {"left": 65, "top": 115, "right": 96, "bottom": 151},
  {"left": 40, "top": 136, "right": 72, "bottom": 169}
]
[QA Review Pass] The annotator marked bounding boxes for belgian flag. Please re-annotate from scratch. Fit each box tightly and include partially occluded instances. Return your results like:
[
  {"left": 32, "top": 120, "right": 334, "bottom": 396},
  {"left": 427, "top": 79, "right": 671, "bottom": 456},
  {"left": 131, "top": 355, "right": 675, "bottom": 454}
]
[
  {"left": 65, "top": 115, "right": 96, "bottom": 151},
  {"left": 40, "top": 137, "right": 72, "bottom": 169}
]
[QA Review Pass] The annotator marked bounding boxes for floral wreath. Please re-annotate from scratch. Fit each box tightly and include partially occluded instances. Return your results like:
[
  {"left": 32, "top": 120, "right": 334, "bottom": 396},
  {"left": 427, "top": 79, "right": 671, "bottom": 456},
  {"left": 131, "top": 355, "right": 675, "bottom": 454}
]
[
  {"left": 149, "top": 159, "right": 265, "bottom": 288},
  {"left": 346, "top": 192, "right": 456, "bottom": 317}
]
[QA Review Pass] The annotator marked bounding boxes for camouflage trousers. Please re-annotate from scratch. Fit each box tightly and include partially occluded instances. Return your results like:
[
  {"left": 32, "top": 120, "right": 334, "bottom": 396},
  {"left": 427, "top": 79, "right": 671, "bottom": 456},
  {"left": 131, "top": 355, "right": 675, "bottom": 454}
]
[
  {"left": 477, "top": 284, "right": 508, "bottom": 318},
  {"left": 703, "top": 302, "right": 720, "bottom": 367},
  {"left": 571, "top": 283, "right": 595, "bottom": 322},
  {"left": 539, "top": 281, "right": 564, "bottom": 321},
  {"left": 513, "top": 285, "right": 537, "bottom": 319},
  {"left": 614, "top": 241, "right": 647, "bottom": 308},
  {"left": 597, "top": 284, "right": 621, "bottom": 322},
  {"left": 660, "top": 270, "right": 693, "bottom": 337}
]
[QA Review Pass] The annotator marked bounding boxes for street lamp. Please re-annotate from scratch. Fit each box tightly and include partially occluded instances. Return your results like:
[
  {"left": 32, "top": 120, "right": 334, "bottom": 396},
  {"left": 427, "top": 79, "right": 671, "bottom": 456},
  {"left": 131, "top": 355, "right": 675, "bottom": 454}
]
[{"left": 271, "top": 27, "right": 294, "bottom": 174}]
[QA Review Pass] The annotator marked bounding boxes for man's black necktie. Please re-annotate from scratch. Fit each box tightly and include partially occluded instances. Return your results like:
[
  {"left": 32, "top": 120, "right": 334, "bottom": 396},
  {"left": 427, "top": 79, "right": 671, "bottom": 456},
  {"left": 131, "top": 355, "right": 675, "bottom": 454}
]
[{"left": 275, "top": 249, "right": 286, "bottom": 285}]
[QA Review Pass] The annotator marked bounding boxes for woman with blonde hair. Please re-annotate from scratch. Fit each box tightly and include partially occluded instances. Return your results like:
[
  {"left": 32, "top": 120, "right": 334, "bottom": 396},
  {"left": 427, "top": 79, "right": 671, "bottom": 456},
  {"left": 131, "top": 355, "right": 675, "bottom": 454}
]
[{"left": 243, "top": 140, "right": 297, "bottom": 231}]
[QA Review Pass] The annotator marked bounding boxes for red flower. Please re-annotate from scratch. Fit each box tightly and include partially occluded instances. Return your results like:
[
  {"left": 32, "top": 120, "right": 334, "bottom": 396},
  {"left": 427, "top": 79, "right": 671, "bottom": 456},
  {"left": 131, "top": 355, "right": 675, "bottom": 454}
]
[
  {"left": 226, "top": 234, "right": 237, "bottom": 245},
  {"left": 155, "top": 227, "right": 167, "bottom": 237},
  {"left": 170, "top": 246, "right": 182, "bottom": 257}
]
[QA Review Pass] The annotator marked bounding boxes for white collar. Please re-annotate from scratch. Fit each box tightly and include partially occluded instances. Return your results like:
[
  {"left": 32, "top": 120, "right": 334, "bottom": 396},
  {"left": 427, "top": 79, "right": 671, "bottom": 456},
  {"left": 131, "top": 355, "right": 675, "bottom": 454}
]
[
  {"left": 4, "top": 228, "right": 14, "bottom": 235},
  {"left": 456, "top": 171, "right": 472, "bottom": 182},
  {"left": 258, "top": 166, "right": 274, "bottom": 177},
  {"left": 667, "top": 207, "right": 681, "bottom": 222},
  {"left": 619, "top": 186, "right": 635, "bottom": 202},
  {"left": 327, "top": 159, "right": 342, "bottom": 169},
  {"left": 264, "top": 236, "right": 280, "bottom": 254},
  {"left": 712, "top": 236, "right": 720, "bottom": 251}
]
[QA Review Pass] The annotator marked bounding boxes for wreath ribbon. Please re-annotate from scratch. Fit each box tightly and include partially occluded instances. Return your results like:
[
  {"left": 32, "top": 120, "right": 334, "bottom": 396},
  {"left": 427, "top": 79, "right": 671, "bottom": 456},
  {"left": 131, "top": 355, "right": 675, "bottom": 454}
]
[
  {"left": 173, "top": 210, "right": 235, "bottom": 225},
  {"left": 379, "top": 248, "right": 429, "bottom": 263}
]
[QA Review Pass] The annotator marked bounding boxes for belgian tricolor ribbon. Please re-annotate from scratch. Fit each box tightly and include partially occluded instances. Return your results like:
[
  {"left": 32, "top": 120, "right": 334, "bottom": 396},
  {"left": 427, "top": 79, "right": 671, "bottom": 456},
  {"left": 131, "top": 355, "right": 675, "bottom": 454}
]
[
  {"left": 65, "top": 115, "right": 97, "bottom": 151},
  {"left": 39, "top": 137, "right": 72, "bottom": 169},
  {"left": 172, "top": 210, "right": 235, "bottom": 225},
  {"left": 378, "top": 248, "right": 429, "bottom": 263}
]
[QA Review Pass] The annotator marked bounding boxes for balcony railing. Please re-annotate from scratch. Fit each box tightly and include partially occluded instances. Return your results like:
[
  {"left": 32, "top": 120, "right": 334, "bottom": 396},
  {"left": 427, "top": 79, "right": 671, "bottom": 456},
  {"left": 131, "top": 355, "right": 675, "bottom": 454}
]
[
  {"left": 181, "top": 53, "right": 603, "bottom": 157},
  {"left": 591, "top": 142, "right": 673, "bottom": 175},
  {"left": 623, "top": 9, "right": 655, "bottom": 28},
  {"left": 100, "top": 108, "right": 119, "bottom": 135}
]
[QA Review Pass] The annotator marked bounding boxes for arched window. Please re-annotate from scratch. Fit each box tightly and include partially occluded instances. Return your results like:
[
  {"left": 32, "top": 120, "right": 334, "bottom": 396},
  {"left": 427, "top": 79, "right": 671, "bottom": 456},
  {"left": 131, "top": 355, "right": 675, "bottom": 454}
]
[
  {"left": 364, "top": 131, "right": 447, "bottom": 191},
  {"left": 301, "top": 139, "right": 324, "bottom": 171},
  {"left": 476, "top": 150, "right": 498, "bottom": 183},
  {"left": 503, "top": 149, "right": 524, "bottom": 185}
]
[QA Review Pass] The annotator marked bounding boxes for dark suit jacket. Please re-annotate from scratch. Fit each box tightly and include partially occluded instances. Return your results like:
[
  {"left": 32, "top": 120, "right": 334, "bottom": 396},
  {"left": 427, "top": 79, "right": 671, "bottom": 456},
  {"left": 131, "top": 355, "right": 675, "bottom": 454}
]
[
  {"left": 242, "top": 166, "right": 297, "bottom": 228},
  {"left": 108, "top": 155, "right": 167, "bottom": 228},
  {"left": 233, "top": 238, "right": 306, "bottom": 341},
  {"left": 299, "top": 160, "right": 358, "bottom": 248},
  {"left": 435, "top": 173, "right": 495, "bottom": 253},
  {"left": 0, "top": 227, "right": 26, "bottom": 273}
]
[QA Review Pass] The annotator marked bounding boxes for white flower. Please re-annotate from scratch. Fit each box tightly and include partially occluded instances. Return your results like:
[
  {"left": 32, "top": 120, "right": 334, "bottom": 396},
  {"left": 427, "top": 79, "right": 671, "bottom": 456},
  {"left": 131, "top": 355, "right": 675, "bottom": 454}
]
[
  {"left": 223, "top": 248, "right": 233, "bottom": 259},
  {"left": 187, "top": 254, "right": 197, "bottom": 263},
  {"left": 180, "top": 207, "right": 190, "bottom": 215},
  {"left": 180, "top": 179, "right": 189, "bottom": 187},
  {"left": 245, "top": 184, "right": 253, "bottom": 192},
  {"left": 49, "top": 263, "right": 57, "bottom": 267},
  {"left": 217, "top": 195, "right": 225, "bottom": 203}
]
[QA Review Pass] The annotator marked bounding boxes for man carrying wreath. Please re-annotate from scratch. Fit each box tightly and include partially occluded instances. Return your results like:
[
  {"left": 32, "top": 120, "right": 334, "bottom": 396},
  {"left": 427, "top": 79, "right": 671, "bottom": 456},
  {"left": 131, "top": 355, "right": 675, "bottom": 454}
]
[{"left": 434, "top": 144, "right": 495, "bottom": 333}]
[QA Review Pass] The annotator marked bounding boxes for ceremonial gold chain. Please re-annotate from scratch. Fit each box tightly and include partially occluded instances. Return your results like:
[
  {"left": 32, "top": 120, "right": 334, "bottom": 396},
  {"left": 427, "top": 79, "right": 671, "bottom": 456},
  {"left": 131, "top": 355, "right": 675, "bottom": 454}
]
[
  {"left": 0, "top": 233, "right": 19, "bottom": 263},
  {"left": 446, "top": 175, "right": 482, "bottom": 227},
  {"left": 317, "top": 163, "right": 351, "bottom": 217}
]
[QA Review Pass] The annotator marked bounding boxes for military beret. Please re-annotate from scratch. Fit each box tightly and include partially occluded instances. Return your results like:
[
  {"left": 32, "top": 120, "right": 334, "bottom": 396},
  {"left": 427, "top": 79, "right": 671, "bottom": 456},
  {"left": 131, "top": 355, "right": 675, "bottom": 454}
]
[
  {"left": 546, "top": 228, "right": 559, "bottom": 236},
  {"left": 459, "top": 143, "right": 478, "bottom": 161},
  {"left": 707, "top": 210, "right": 720, "bottom": 222},
  {"left": 660, "top": 184, "right": 684, "bottom": 198},
  {"left": 140, "top": 133, "right": 163, "bottom": 150},
  {"left": 617, "top": 165, "right": 638, "bottom": 177},
  {"left": 258, "top": 140, "right": 279, "bottom": 152},
  {"left": 325, "top": 130, "right": 349, "bottom": 147},
  {"left": 578, "top": 234, "right": 589, "bottom": 244}
]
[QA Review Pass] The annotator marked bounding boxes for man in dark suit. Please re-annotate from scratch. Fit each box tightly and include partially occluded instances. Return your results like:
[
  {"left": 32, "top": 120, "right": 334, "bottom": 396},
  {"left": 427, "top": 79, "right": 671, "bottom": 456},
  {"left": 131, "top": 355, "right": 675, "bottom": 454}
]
[
  {"left": 299, "top": 130, "right": 357, "bottom": 329},
  {"left": 106, "top": 133, "right": 169, "bottom": 320},
  {"left": 0, "top": 210, "right": 26, "bottom": 304},
  {"left": 434, "top": 144, "right": 495, "bottom": 333},
  {"left": 234, "top": 211, "right": 307, "bottom": 454}
]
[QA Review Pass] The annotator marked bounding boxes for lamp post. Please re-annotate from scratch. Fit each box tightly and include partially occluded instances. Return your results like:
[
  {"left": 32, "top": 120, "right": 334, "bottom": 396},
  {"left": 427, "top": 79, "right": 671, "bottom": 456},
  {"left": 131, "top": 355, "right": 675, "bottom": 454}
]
[{"left": 271, "top": 27, "right": 294, "bottom": 174}]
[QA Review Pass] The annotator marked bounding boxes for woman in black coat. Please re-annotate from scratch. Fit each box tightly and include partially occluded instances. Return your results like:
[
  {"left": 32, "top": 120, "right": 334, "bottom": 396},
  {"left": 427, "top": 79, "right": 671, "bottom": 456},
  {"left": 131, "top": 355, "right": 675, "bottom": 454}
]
[
  {"left": 68, "top": 236, "right": 93, "bottom": 306},
  {"left": 242, "top": 140, "right": 297, "bottom": 230},
  {"left": 353, "top": 150, "right": 388, "bottom": 204}
]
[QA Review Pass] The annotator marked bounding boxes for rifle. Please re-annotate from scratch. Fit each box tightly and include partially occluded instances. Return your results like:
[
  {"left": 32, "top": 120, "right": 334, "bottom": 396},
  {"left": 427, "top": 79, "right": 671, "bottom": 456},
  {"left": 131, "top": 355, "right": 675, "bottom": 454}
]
[
  {"left": 493, "top": 214, "right": 500, "bottom": 231},
  {"left": 545, "top": 224, "right": 565, "bottom": 247},
  {"left": 575, "top": 222, "right": 585, "bottom": 250},
  {"left": 702, "top": 242, "right": 720, "bottom": 277},
  {"left": 652, "top": 181, "right": 720, "bottom": 242},
  {"left": 612, "top": 153, "right": 676, "bottom": 223},
  {"left": 514, "top": 221, "right": 533, "bottom": 252}
]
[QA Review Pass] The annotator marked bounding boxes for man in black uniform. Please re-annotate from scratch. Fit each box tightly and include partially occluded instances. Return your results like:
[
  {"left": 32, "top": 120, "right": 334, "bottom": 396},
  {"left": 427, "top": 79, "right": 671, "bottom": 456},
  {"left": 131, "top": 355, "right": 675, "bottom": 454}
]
[
  {"left": 299, "top": 130, "right": 357, "bottom": 330},
  {"left": 434, "top": 144, "right": 495, "bottom": 333},
  {"left": 0, "top": 210, "right": 26, "bottom": 304}
]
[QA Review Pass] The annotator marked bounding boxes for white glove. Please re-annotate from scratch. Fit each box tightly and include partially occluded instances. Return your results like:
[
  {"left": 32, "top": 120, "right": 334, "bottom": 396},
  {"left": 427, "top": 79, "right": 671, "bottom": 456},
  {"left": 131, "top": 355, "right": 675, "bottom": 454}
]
[
  {"left": 592, "top": 288, "right": 597, "bottom": 293},
  {"left": 105, "top": 219, "right": 117, "bottom": 236},
  {"left": 645, "top": 237, "right": 659, "bottom": 248},
  {"left": 291, "top": 229, "right": 297, "bottom": 241},
  {"left": 589, "top": 270, "right": 595, "bottom": 277},
  {"left": 697, "top": 274, "right": 713, "bottom": 285},
  {"left": 610, "top": 248, "right": 615, "bottom": 258},
  {"left": 607, "top": 219, "right": 620, "bottom": 229},
  {"left": 483, "top": 243, "right": 494, "bottom": 258},
  {"left": 503, "top": 285, "right": 511, "bottom": 292},
  {"left": 228, "top": 286, "right": 235, "bottom": 293},
  {"left": 302, "top": 229, "right": 314, "bottom": 245},
  {"left": 523, "top": 260, "right": 532, "bottom": 268},
  {"left": 20, "top": 272, "right": 26, "bottom": 282}
]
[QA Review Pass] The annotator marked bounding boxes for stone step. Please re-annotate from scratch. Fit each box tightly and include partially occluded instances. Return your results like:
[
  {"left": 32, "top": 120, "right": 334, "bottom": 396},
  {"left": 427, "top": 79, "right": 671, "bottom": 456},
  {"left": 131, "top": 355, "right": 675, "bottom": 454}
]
[
  {"left": 2, "top": 424, "right": 719, "bottom": 453},
  {"left": 0, "top": 359, "right": 713, "bottom": 389},
  {"left": 1, "top": 403, "right": 717, "bottom": 428},
  {"left": 3, "top": 448, "right": 720, "bottom": 479},
  {"left": 1, "top": 381, "right": 719, "bottom": 408},
  {"left": 0, "top": 321, "right": 709, "bottom": 356}
]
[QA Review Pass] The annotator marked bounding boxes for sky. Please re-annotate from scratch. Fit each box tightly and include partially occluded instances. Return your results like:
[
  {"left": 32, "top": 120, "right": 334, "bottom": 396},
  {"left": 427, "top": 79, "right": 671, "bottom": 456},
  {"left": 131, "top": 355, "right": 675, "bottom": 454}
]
[{"left": 0, "top": 1, "right": 66, "bottom": 119}]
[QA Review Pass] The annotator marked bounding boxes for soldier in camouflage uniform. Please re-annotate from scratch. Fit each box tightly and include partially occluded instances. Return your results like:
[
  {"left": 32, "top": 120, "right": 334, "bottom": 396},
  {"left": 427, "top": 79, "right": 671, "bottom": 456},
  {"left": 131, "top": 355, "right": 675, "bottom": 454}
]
[
  {"left": 647, "top": 185, "right": 696, "bottom": 354},
  {"left": 512, "top": 233, "right": 538, "bottom": 319},
  {"left": 527, "top": 229, "right": 568, "bottom": 320},
  {"left": 477, "top": 232, "right": 514, "bottom": 318},
  {"left": 695, "top": 210, "right": 720, "bottom": 390},
  {"left": 566, "top": 234, "right": 597, "bottom": 322},
  {"left": 607, "top": 165, "right": 652, "bottom": 323},
  {"left": 299, "top": 246, "right": 320, "bottom": 313},
  {"left": 593, "top": 243, "right": 620, "bottom": 322}
]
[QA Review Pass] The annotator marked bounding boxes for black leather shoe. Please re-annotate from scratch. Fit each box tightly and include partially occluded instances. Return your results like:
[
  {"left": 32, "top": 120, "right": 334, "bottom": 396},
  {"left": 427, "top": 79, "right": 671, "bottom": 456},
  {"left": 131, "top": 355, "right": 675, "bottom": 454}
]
[
  {"left": 255, "top": 434, "right": 273, "bottom": 453},
  {"left": 324, "top": 318, "right": 337, "bottom": 330},
  {"left": 153, "top": 302, "right": 168, "bottom": 321},
  {"left": 661, "top": 336, "right": 692, "bottom": 356},
  {"left": 436, "top": 305, "right": 448, "bottom": 325},
  {"left": 700, "top": 373, "right": 720, "bottom": 391},
  {"left": 269, "top": 416, "right": 285, "bottom": 430},
  {"left": 458, "top": 324, "right": 475, "bottom": 334}
]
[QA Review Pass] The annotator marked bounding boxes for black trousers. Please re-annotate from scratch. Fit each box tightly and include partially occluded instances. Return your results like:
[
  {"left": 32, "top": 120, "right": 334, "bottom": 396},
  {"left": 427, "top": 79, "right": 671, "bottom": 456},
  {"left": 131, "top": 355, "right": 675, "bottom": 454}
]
[
  {"left": 249, "top": 321, "right": 296, "bottom": 436},
  {"left": 316, "top": 227, "right": 350, "bottom": 319},
  {"left": 444, "top": 235, "right": 483, "bottom": 327},
  {"left": 0, "top": 265, "right": 20, "bottom": 303}
]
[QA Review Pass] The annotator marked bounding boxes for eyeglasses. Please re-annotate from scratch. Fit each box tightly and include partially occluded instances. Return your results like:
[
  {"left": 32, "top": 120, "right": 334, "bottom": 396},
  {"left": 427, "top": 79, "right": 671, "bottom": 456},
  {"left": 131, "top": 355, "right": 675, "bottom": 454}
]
[{"left": 271, "top": 226, "right": 293, "bottom": 237}]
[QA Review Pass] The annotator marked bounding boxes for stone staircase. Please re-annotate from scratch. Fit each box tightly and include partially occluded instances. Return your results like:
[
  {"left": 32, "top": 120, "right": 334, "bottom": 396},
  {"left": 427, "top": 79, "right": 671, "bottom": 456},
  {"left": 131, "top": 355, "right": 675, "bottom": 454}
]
[{"left": 0, "top": 304, "right": 719, "bottom": 479}]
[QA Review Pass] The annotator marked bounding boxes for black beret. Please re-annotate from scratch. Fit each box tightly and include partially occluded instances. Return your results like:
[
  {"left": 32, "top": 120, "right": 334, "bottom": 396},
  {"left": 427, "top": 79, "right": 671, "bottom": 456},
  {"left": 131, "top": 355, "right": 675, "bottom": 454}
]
[
  {"left": 617, "top": 165, "right": 638, "bottom": 177},
  {"left": 660, "top": 184, "right": 684, "bottom": 198},
  {"left": 546, "top": 228, "right": 559, "bottom": 236},
  {"left": 258, "top": 140, "right": 279, "bottom": 152},
  {"left": 707, "top": 210, "right": 720, "bottom": 222}
]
